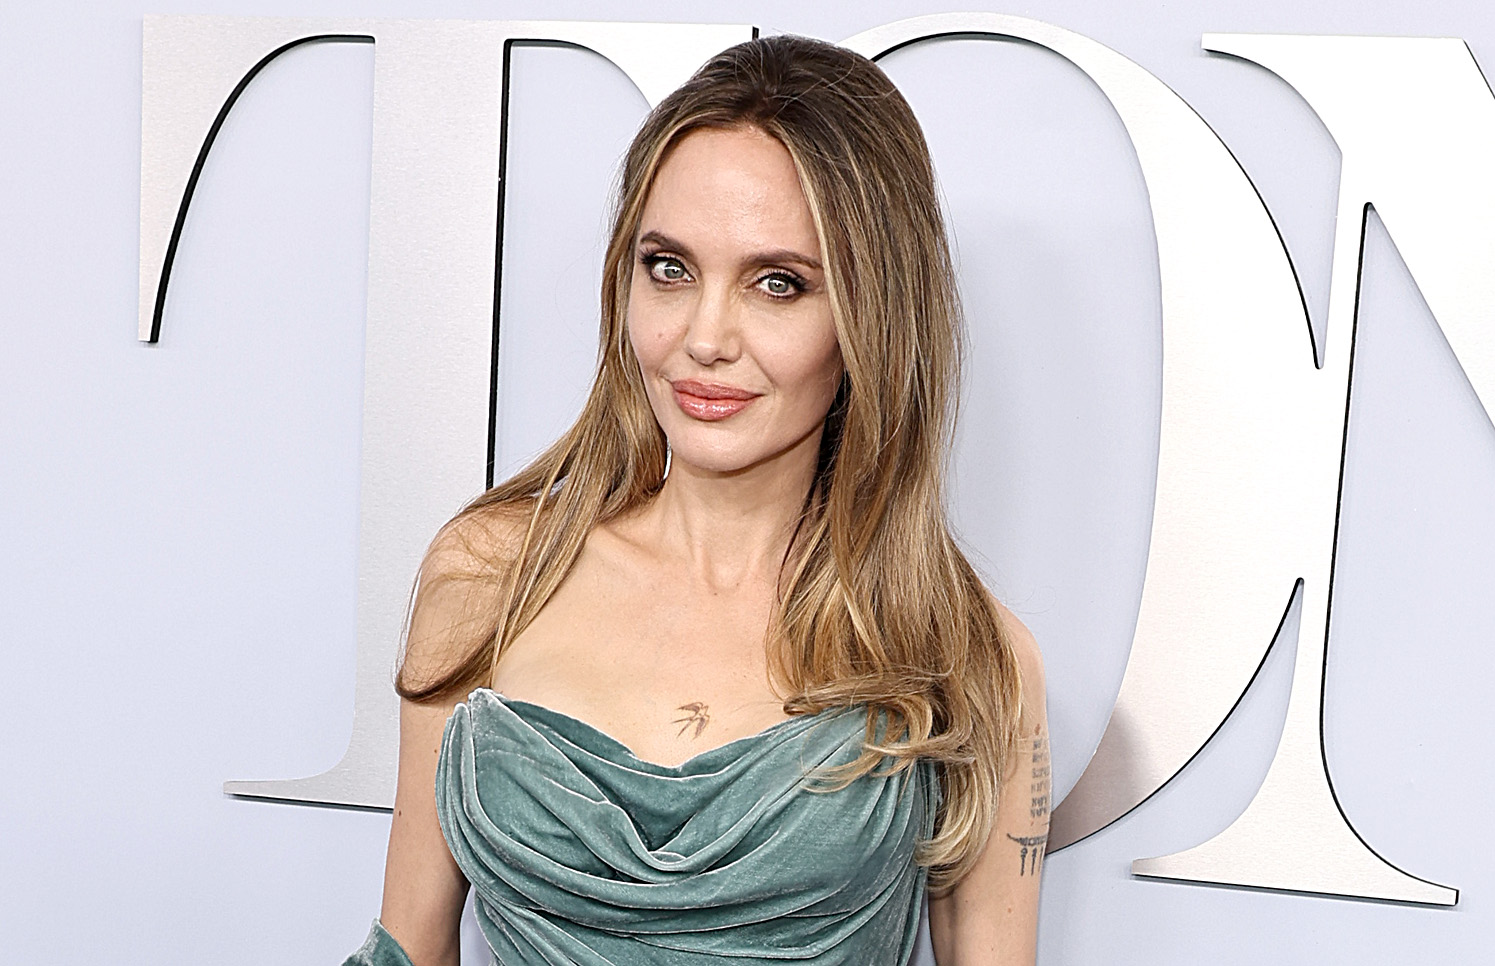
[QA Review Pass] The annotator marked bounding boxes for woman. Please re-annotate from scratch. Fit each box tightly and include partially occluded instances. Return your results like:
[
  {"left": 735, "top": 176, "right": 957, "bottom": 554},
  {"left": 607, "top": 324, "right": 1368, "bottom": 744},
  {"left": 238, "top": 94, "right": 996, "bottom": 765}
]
[{"left": 347, "top": 33, "right": 1048, "bottom": 966}]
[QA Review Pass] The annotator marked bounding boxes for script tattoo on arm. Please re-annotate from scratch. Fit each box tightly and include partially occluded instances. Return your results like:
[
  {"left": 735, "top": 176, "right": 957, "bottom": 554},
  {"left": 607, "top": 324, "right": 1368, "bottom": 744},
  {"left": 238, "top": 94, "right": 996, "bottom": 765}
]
[
  {"left": 1029, "top": 732, "right": 1051, "bottom": 822},
  {"left": 673, "top": 702, "right": 710, "bottom": 739},
  {"left": 1009, "top": 732, "right": 1051, "bottom": 876}
]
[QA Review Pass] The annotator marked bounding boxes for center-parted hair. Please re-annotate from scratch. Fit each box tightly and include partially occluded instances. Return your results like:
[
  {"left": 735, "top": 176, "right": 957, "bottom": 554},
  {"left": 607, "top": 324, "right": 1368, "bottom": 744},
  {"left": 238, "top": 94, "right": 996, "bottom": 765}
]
[{"left": 398, "top": 34, "right": 1022, "bottom": 891}]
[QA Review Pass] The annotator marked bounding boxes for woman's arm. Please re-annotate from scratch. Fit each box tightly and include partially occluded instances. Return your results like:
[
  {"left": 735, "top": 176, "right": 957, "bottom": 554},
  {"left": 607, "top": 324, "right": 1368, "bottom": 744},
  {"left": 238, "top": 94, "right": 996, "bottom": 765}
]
[
  {"left": 377, "top": 695, "right": 470, "bottom": 966},
  {"left": 929, "top": 603, "right": 1049, "bottom": 965},
  {"left": 375, "top": 514, "right": 516, "bottom": 965}
]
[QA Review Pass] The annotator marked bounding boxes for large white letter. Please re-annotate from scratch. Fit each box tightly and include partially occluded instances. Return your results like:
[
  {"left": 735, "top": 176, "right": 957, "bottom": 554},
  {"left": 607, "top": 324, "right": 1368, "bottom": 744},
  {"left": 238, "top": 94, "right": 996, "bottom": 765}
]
[
  {"left": 140, "top": 15, "right": 753, "bottom": 809},
  {"left": 1132, "top": 33, "right": 1495, "bottom": 906},
  {"left": 843, "top": 9, "right": 1323, "bottom": 859}
]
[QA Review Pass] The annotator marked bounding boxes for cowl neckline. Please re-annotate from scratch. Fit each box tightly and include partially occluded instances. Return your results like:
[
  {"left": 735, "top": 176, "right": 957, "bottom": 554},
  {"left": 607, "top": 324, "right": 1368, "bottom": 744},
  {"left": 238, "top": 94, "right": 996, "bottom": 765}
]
[
  {"left": 436, "top": 687, "right": 937, "bottom": 964},
  {"left": 472, "top": 686, "right": 857, "bottom": 774}
]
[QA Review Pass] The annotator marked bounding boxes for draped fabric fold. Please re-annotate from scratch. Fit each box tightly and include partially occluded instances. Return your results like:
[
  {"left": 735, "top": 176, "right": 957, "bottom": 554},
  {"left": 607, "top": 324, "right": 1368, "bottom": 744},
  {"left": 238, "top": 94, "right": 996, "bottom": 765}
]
[{"left": 435, "top": 689, "right": 937, "bottom": 964}]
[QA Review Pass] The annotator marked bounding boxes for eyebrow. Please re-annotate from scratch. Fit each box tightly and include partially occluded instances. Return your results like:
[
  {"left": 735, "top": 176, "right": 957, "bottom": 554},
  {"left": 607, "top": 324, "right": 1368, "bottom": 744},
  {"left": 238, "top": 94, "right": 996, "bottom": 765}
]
[{"left": 636, "top": 230, "right": 823, "bottom": 272}]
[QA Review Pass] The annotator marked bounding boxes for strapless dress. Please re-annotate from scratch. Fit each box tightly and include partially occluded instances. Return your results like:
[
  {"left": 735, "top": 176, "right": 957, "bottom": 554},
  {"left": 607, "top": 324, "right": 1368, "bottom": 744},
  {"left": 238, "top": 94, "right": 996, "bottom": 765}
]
[{"left": 345, "top": 688, "right": 938, "bottom": 965}]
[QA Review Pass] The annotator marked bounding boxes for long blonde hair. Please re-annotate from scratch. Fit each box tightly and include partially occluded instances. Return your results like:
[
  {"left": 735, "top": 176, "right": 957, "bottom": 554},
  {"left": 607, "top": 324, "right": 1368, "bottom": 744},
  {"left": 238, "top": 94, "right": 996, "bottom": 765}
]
[{"left": 397, "top": 34, "right": 1021, "bottom": 890}]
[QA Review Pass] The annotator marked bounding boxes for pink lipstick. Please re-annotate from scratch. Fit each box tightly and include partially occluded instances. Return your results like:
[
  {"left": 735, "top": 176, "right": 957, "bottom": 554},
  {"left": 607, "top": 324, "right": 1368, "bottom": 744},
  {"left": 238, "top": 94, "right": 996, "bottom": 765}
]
[{"left": 671, "top": 379, "right": 760, "bottom": 421}]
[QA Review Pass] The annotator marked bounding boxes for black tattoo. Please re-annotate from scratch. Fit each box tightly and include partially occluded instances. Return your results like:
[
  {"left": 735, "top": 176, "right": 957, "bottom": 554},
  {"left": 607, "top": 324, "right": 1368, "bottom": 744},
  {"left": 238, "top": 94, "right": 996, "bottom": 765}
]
[
  {"left": 1029, "top": 734, "right": 1051, "bottom": 821},
  {"left": 1007, "top": 733, "right": 1051, "bottom": 875},
  {"left": 673, "top": 702, "right": 710, "bottom": 739},
  {"left": 1008, "top": 834, "right": 1048, "bottom": 876}
]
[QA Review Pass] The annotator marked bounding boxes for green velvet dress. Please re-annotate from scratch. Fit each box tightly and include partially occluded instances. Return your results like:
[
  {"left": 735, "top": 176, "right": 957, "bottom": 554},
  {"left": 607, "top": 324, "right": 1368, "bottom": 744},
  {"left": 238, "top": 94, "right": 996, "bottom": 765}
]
[{"left": 345, "top": 689, "right": 937, "bottom": 965}]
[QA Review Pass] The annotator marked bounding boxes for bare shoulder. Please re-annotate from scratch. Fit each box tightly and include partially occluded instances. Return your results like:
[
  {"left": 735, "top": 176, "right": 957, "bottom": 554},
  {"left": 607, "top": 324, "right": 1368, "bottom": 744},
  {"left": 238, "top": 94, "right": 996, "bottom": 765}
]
[
  {"left": 988, "top": 595, "right": 1046, "bottom": 730},
  {"left": 422, "top": 500, "right": 532, "bottom": 577},
  {"left": 400, "top": 501, "right": 533, "bottom": 693},
  {"left": 380, "top": 504, "right": 536, "bottom": 959}
]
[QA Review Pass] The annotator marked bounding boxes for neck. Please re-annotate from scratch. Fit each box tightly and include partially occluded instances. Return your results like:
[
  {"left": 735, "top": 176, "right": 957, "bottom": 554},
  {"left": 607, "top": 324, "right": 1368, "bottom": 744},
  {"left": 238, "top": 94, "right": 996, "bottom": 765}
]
[{"left": 632, "top": 429, "right": 822, "bottom": 591}]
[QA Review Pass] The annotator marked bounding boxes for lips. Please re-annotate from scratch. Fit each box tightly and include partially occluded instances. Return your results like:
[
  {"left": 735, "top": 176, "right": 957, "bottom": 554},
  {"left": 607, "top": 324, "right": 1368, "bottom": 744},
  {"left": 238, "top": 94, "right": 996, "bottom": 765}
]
[{"left": 670, "top": 379, "right": 761, "bottom": 421}]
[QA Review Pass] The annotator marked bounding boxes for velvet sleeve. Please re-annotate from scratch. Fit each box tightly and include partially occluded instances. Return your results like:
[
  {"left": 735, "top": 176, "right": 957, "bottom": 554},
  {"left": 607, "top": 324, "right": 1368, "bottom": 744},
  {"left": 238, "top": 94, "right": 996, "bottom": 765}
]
[{"left": 341, "top": 920, "right": 416, "bottom": 966}]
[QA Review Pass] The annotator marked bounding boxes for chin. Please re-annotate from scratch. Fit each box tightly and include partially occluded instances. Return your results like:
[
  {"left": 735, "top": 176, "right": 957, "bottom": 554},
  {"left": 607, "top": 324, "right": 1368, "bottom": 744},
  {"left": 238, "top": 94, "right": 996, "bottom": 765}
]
[{"left": 665, "top": 436, "right": 767, "bottom": 476}]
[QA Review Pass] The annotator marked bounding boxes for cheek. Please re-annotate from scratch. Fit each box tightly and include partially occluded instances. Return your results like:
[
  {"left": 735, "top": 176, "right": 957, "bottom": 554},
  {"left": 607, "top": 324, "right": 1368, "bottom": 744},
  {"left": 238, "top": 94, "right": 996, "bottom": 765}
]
[
  {"left": 764, "top": 319, "right": 843, "bottom": 414},
  {"left": 625, "top": 295, "right": 671, "bottom": 375},
  {"left": 626, "top": 316, "right": 659, "bottom": 373}
]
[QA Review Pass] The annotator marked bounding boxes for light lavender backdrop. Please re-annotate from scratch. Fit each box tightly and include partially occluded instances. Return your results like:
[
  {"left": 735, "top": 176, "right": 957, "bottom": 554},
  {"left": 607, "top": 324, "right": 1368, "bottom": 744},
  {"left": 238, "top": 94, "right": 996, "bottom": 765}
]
[{"left": 1, "top": 1, "right": 1491, "bottom": 963}]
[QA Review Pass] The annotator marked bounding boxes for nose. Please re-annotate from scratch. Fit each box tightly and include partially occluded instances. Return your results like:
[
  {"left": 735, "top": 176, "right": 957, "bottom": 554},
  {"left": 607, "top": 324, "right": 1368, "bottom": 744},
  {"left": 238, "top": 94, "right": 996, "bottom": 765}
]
[{"left": 683, "top": 283, "right": 740, "bottom": 366}]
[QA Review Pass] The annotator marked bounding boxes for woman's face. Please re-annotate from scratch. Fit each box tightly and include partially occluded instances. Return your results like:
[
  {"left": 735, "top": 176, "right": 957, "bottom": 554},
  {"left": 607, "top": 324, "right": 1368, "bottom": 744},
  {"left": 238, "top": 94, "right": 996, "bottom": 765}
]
[{"left": 627, "top": 126, "right": 843, "bottom": 478}]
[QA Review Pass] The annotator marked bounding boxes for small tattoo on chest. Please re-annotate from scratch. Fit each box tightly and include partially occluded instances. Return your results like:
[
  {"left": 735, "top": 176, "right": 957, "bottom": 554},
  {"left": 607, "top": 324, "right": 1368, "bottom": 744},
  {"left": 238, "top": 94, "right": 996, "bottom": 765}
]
[{"left": 673, "top": 702, "right": 710, "bottom": 739}]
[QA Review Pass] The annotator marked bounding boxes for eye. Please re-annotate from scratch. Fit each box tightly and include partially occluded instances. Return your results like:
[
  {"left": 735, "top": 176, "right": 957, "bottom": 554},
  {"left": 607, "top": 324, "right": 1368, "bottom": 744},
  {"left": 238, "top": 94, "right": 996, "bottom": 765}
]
[
  {"left": 642, "top": 253, "right": 690, "bottom": 284},
  {"left": 757, "top": 271, "right": 806, "bottom": 299}
]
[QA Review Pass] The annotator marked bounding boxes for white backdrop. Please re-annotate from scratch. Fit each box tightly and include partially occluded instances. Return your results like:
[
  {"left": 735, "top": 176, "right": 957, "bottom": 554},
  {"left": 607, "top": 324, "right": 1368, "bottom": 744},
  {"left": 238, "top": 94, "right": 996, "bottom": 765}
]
[{"left": 2, "top": 0, "right": 1493, "bottom": 963}]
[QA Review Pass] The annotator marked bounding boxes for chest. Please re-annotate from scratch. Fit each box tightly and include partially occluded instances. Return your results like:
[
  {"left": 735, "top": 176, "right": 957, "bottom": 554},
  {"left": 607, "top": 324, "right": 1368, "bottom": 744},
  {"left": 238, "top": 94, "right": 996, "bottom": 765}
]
[{"left": 490, "top": 535, "right": 791, "bottom": 768}]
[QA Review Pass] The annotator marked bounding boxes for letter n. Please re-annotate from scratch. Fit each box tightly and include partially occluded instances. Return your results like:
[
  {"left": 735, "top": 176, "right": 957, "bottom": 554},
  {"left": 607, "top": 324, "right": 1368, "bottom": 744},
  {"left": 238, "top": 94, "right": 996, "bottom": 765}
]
[{"left": 1130, "top": 34, "right": 1495, "bottom": 904}]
